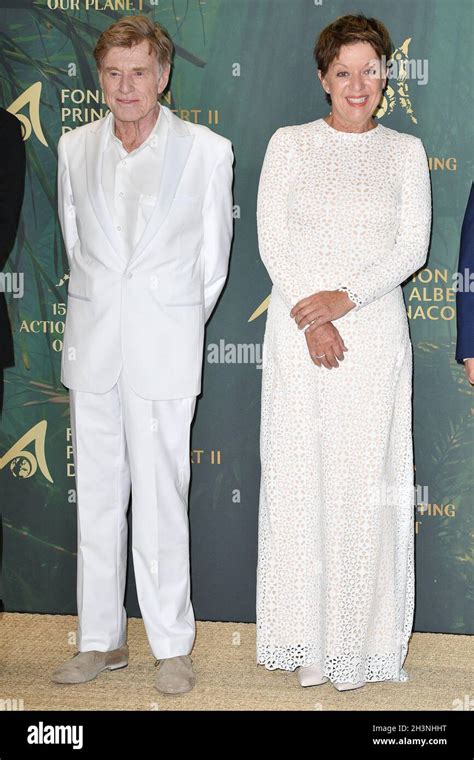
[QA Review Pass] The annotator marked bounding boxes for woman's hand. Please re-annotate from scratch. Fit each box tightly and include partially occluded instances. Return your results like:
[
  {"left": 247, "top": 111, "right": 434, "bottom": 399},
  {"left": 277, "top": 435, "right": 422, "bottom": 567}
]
[
  {"left": 290, "top": 290, "right": 356, "bottom": 330},
  {"left": 305, "top": 321, "right": 348, "bottom": 369}
]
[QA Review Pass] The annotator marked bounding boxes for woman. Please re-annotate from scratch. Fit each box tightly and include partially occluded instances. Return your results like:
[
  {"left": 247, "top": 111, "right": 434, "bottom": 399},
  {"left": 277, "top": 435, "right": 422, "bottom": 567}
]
[{"left": 256, "top": 14, "right": 432, "bottom": 691}]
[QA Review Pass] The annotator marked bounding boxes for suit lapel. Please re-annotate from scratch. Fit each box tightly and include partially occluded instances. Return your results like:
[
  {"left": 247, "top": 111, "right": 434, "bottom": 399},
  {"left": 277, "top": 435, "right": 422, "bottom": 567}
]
[
  {"left": 129, "top": 105, "right": 195, "bottom": 266},
  {"left": 85, "top": 106, "right": 195, "bottom": 269},
  {"left": 85, "top": 113, "right": 128, "bottom": 268}
]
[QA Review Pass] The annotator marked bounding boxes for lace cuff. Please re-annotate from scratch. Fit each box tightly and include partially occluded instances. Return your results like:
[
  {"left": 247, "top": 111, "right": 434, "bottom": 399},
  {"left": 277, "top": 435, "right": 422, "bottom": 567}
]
[{"left": 337, "top": 285, "right": 363, "bottom": 310}]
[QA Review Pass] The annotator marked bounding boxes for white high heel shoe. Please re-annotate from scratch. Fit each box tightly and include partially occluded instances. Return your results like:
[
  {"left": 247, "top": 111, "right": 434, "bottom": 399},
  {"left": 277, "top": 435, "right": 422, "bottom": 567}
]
[
  {"left": 297, "top": 664, "right": 329, "bottom": 687},
  {"left": 333, "top": 680, "right": 366, "bottom": 691}
]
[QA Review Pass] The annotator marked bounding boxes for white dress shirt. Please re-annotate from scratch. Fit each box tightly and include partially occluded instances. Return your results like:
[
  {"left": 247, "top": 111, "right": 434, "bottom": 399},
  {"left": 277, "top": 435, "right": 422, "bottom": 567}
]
[{"left": 102, "top": 106, "right": 168, "bottom": 258}]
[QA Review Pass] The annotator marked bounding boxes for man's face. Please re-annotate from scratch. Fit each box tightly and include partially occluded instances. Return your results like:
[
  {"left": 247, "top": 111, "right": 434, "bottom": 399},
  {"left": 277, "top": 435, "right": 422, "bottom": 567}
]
[{"left": 99, "top": 39, "right": 170, "bottom": 123}]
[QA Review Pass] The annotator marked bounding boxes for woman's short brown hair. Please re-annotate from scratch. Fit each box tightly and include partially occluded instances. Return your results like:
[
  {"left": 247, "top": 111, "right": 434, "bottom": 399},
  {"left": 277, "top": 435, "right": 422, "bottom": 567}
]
[
  {"left": 93, "top": 15, "right": 174, "bottom": 72},
  {"left": 314, "top": 14, "right": 393, "bottom": 104}
]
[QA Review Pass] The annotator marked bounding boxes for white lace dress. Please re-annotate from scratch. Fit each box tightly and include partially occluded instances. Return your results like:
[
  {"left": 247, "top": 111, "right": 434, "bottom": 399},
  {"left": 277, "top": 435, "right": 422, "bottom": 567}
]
[{"left": 256, "top": 118, "right": 432, "bottom": 683}]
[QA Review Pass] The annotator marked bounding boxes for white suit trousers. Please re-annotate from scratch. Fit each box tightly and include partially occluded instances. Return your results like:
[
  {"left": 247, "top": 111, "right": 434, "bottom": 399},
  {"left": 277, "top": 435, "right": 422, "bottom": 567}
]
[{"left": 69, "top": 365, "right": 197, "bottom": 659}]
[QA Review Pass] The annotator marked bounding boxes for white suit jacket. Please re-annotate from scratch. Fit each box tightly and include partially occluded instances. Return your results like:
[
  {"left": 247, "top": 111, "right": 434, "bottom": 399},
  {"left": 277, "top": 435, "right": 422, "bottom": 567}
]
[{"left": 57, "top": 105, "right": 233, "bottom": 399}]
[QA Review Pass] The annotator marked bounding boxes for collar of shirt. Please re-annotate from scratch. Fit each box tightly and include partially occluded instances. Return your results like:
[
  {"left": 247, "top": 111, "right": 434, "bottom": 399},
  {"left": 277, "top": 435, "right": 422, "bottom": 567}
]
[{"left": 106, "top": 106, "right": 167, "bottom": 159}]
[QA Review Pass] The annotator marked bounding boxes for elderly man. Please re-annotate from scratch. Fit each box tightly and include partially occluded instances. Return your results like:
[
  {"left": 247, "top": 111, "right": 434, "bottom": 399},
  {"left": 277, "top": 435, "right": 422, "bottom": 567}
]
[{"left": 51, "top": 16, "right": 233, "bottom": 694}]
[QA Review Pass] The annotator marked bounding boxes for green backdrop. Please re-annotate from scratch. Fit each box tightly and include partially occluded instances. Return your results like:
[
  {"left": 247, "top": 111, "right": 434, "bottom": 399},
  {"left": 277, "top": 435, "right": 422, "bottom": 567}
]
[{"left": 0, "top": 0, "right": 472, "bottom": 633}]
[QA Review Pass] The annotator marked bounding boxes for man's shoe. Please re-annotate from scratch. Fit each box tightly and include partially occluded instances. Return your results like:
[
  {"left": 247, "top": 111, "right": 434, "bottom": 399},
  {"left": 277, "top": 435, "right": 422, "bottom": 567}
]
[
  {"left": 154, "top": 654, "right": 195, "bottom": 694},
  {"left": 51, "top": 644, "right": 129, "bottom": 684}
]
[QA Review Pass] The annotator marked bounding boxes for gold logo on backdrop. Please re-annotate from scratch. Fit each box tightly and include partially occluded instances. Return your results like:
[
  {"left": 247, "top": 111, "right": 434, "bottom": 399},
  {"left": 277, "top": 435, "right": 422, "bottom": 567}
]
[
  {"left": 0, "top": 421, "right": 53, "bottom": 482},
  {"left": 57, "top": 272, "right": 70, "bottom": 287},
  {"left": 248, "top": 295, "right": 271, "bottom": 323},
  {"left": 7, "top": 83, "right": 48, "bottom": 146},
  {"left": 250, "top": 37, "right": 420, "bottom": 322},
  {"left": 375, "top": 38, "right": 418, "bottom": 124}
]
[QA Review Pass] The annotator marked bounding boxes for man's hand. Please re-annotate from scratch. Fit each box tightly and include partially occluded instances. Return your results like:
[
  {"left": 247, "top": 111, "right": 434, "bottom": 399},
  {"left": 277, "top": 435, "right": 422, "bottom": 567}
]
[
  {"left": 291, "top": 290, "right": 356, "bottom": 330},
  {"left": 305, "top": 321, "right": 348, "bottom": 369},
  {"left": 465, "top": 358, "right": 474, "bottom": 385}
]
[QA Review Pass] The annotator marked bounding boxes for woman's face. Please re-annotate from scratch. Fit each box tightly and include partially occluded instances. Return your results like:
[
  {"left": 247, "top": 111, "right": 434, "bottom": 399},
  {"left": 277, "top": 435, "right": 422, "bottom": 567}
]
[{"left": 318, "top": 41, "right": 386, "bottom": 126}]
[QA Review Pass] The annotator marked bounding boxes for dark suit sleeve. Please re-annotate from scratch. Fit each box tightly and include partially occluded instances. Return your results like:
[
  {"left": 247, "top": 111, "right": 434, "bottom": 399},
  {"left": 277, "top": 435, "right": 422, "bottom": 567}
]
[
  {"left": 0, "top": 110, "right": 26, "bottom": 270},
  {"left": 455, "top": 183, "right": 474, "bottom": 363},
  {"left": 0, "top": 110, "right": 26, "bottom": 371}
]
